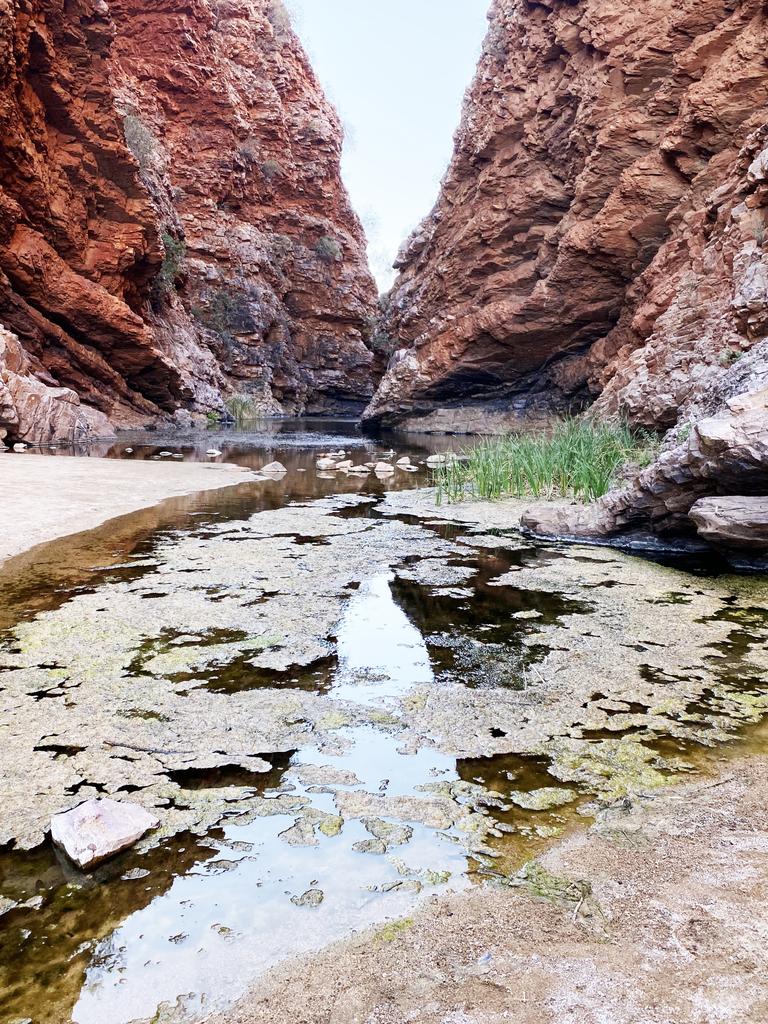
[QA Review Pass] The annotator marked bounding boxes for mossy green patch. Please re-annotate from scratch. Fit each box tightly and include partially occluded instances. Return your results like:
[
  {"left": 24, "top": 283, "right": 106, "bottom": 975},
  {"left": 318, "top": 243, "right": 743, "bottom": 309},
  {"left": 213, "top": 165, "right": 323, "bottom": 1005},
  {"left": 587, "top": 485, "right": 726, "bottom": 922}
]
[
  {"left": 373, "top": 917, "right": 414, "bottom": 943},
  {"left": 507, "top": 787, "right": 575, "bottom": 811}
]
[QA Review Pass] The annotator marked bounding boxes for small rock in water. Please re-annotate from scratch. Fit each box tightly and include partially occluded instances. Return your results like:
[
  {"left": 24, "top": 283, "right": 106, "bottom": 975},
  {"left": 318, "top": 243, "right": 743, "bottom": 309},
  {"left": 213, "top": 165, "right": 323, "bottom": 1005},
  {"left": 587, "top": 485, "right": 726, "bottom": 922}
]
[
  {"left": 316, "top": 457, "right": 338, "bottom": 470},
  {"left": 206, "top": 448, "right": 222, "bottom": 457},
  {"left": 426, "top": 453, "right": 455, "bottom": 467},
  {"left": 507, "top": 787, "right": 575, "bottom": 811},
  {"left": 121, "top": 867, "right": 151, "bottom": 881},
  {"left": 347, "top": 465, "right": 370, "bottom": 475},
  {"left": 375, "top": 462, "right": 395, "bottom": 476},
  {"left": 396, "top": 457, "right": 412, "bottom": 467},
  {"left": 159, "top": 451, "right": 173, "bottom": 457},
  {"left": 124, "top": 448, "right": 134, "bottom": 453},
  {"left": 50, "top": 798, "right": 160, "bottom": 870},
  {"left": 291, "top": 888, "right": 324, "bottom": 907},
  {"left": 13, "top": 443, "right": 27, "bottom": 452},
  {"left": 261, "top": 461, "right": 287, "bottom": 475},
  {"left": 335, "top": 459, "right": 353, "bottom": 470}
]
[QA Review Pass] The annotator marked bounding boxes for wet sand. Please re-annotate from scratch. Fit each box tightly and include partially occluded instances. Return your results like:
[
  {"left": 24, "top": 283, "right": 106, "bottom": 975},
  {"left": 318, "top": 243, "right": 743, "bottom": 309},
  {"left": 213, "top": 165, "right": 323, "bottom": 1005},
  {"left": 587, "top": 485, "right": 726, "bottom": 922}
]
[
  {"left": 0, "top": 453, "right": 251, "bottom": 565},
  {"left": 212, "top": 753, "right": 768, "bottom": 1024}
]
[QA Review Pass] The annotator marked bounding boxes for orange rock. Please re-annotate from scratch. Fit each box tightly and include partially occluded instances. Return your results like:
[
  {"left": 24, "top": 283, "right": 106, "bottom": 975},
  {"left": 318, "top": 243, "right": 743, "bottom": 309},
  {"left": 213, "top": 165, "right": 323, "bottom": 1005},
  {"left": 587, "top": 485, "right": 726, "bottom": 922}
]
[
  {"left": 0, "top": 0, "right": 377, "bottom": 443},
  {"left": 366, "top": 0, "right": 768, "bottom": 435}
]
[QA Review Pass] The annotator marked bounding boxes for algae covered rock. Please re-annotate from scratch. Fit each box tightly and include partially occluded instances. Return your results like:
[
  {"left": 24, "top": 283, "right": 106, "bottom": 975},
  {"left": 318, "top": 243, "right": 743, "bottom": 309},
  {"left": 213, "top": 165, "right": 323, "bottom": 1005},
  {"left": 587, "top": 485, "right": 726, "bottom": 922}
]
[{"left": 507, "top": 787, "right": 576, "bottom": 811}]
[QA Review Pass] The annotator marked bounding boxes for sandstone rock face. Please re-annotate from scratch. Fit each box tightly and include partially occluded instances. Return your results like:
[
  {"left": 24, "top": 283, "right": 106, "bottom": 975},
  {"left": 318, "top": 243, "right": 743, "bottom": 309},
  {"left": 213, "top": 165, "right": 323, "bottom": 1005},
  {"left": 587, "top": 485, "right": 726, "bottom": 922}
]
[
  {"left": 366, "top": 0, "right": 768, "bottom": 433},
  {"left": 107, "top": 0, "right": 377, "bottom": 416},
  {"left": 689, "top": 496, "right": 768, "bottom": 551},
  {"left": 0, "top": 0, "right": 376, "bottom": 444},
  {"left": 0, "top": 327, "right": 114, "bottom": 446}
]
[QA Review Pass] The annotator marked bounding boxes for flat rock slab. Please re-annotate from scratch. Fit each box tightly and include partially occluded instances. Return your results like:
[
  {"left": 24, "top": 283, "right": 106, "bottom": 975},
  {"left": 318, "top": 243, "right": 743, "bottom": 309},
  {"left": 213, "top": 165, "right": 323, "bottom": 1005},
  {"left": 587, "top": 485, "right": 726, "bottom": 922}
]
[
  {"left": 689, "top": 495, "right": 768, "bottom": 551},
  {"left": 50, "top": 798, "right": 160, "bottom": 869}
]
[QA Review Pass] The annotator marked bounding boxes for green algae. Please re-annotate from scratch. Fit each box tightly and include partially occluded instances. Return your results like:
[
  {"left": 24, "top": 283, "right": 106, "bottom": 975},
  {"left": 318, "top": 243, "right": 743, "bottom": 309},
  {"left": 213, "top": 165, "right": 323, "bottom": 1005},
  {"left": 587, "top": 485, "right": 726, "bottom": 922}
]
[
  {"left": 318, "top": 815, "right": 344, "bottom": 838},
  {"left": 373, "top": 917, "right": 414, "bottom": 943},
  {"left": 507, "top": 787, "right": 576, "bottom": 810},
  {"left": 546, "top": 739, "right": 678, "bottom": 800},
  {"left": 511, "top": 860, "right": 589, "bottom": 905}
]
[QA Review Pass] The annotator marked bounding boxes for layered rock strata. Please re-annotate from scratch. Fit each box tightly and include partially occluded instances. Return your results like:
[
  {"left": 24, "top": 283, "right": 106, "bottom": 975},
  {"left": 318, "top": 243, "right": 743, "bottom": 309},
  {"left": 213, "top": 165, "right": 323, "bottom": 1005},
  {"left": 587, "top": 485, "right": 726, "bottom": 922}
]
[
  {"left": 0, "top": 0, "right": 376, "bottom": 444},
  {"left": 366, "top": 0, "right": 768, "bottom": 437}
]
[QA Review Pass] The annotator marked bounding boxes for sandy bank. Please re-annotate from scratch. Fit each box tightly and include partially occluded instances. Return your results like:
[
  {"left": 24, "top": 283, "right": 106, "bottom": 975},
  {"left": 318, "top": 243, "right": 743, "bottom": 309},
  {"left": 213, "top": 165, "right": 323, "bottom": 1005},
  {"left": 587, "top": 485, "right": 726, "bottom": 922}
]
[
  {"left": 0, "top": 453, "right": 251, "bottom": 565},
  {"left": 211, "top": 754, "right": 768, "bottom": 1024}
]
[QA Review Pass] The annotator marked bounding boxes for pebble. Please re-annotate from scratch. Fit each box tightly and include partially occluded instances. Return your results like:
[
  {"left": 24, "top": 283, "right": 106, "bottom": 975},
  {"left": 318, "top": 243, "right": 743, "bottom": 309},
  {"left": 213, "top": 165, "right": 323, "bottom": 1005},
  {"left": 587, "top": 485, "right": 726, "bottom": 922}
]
[{"left": 290, "top": 888, "right": 324, "bottom": 907}]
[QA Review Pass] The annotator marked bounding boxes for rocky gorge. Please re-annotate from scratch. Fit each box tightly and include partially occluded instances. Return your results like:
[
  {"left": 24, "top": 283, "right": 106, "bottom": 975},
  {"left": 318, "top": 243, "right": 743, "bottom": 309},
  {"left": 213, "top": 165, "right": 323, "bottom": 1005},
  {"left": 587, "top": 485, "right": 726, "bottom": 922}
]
[{"left": 1, "top": 3, "right": 768, "bottom": 1021}]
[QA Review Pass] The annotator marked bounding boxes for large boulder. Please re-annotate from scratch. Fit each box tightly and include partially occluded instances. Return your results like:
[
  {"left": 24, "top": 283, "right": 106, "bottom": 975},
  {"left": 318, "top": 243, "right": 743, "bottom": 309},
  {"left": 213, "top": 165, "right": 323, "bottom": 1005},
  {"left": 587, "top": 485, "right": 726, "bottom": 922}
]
[
  {"left": 689, "top": 497, "right": 768, "bottom": 551},
  {"left": 50, "top": 798, "right": 159, "bottom": 870},
  {"left": 0, "top": 327, "right": 114, "bottom": 445}
]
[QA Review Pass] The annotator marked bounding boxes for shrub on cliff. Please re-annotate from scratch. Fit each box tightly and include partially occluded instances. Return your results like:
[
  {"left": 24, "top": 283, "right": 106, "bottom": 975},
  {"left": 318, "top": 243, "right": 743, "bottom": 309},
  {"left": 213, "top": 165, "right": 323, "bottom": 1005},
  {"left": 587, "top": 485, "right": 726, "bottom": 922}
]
[
  {"left": 156, "top": 233, "right": 186, "bottom": 297},
  {"left": 122, "top": 114, "right": 159, "bottom": 172},
  {"left": 266, "top": 1, "right": 292, "bottom": 40},
  {"left": 191, "top": 289, "right": 259, "bottom": 344},
  {"left": 314, "top": 236, "right": 342, "bottom": 263},
  {"left": 260, "top": 159, "right": 282, "bottom": 182}
]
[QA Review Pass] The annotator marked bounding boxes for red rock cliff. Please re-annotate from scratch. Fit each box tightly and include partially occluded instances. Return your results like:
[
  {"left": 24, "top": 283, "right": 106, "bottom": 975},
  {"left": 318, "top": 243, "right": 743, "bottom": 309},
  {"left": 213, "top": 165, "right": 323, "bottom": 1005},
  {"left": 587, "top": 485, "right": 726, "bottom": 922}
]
[
  {"left": 366, "top": 0, "right": 768, "bottom": 437},
  {"left": 0, "top": 0, "right": 377, "bottom": 445}
]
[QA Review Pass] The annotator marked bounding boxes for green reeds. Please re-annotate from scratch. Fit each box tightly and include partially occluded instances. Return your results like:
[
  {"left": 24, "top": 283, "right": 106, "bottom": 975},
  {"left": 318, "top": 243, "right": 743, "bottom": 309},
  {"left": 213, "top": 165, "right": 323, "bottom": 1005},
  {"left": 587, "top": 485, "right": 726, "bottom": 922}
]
[
  {"left": 224, "top": 393, "right": 266, "bottom": 426},
  {"left": 433, "top": 419, "right": 658, "bottom": 504}
]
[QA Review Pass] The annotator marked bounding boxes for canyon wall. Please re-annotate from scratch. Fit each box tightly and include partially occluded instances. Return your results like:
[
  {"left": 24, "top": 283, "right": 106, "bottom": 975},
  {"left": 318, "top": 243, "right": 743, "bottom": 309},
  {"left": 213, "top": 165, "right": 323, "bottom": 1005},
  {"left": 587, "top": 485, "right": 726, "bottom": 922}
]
[
  {"left": 366, "top": 0, "right": 768, "bottom": 439},
  {"left": 0, "top": 0, "right": 376, "bottom": 445}
]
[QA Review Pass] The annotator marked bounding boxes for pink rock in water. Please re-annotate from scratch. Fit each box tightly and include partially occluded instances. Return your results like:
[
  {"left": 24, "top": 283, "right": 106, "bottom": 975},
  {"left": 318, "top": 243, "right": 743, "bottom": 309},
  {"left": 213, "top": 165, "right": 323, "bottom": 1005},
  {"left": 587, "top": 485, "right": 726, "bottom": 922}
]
[{"left": 50, "top": 799, "right": 159, "bottom": 869}]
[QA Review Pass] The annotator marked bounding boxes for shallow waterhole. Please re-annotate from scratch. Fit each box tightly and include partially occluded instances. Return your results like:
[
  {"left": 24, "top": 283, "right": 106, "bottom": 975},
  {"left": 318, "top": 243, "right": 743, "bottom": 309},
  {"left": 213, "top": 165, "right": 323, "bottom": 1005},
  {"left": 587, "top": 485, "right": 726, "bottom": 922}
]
[{"left": 1, "top": 423, "right": 767, "bottom": 1024}]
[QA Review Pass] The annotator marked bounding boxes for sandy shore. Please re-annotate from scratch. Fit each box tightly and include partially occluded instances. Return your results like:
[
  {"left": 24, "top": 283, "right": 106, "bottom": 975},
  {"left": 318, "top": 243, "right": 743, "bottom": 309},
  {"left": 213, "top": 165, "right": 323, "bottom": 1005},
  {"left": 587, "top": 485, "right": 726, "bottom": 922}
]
[
  {"left": 211, "top": 754, "right": 768, "bottom": 1024},
  {"left": 0, "top": 453, "right": 251, "bottom": 565}
]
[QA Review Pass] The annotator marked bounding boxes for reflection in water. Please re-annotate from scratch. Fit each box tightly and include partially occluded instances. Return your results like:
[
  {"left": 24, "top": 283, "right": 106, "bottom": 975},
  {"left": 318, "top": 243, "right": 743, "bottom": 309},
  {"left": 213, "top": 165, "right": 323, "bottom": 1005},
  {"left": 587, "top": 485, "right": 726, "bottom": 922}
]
[
  {"left": 332, "top": 573, "right": 433, "bottom": 704},
  {"left": 70, "top": 575, "right": 464, "bottom": 1023}
]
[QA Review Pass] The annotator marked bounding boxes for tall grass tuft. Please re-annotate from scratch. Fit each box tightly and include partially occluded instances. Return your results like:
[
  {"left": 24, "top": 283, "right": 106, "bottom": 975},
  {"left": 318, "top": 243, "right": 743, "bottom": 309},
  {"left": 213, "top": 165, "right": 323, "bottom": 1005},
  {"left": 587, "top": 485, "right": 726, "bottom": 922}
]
[
  {"left": 224, "top": 393, "right": 266, "bottom": 426},
  {"left": 433, "top": 419, "right": 659, "bottom": 505}
]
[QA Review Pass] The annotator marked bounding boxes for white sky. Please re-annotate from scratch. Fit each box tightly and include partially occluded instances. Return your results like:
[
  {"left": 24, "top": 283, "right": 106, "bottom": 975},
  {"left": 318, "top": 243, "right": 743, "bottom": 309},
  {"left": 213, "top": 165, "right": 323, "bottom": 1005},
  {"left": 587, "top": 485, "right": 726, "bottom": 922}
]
[{"left": 286, "top": 0, "right": 490, "bottom": 292}]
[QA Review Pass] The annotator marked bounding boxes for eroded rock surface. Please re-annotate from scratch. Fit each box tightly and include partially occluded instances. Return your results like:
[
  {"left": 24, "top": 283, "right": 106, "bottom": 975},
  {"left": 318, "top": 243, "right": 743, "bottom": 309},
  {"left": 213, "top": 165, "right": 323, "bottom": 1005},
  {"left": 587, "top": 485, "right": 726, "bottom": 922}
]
[
  {"left": 689, "top": 495, "right": 768, "bottom": 551},
  {"left": 366, "top": 0, "right": 768, "bottom": 440},
  {"left": 0, "top": 0, "right": 376, "bottom": 443}
]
